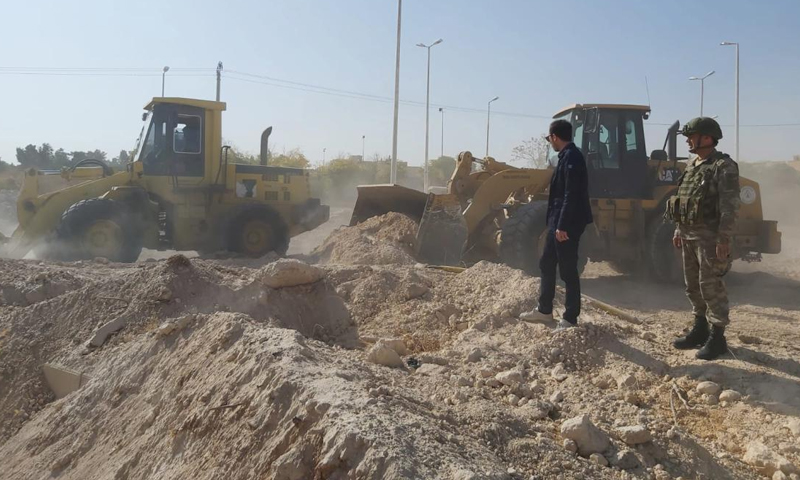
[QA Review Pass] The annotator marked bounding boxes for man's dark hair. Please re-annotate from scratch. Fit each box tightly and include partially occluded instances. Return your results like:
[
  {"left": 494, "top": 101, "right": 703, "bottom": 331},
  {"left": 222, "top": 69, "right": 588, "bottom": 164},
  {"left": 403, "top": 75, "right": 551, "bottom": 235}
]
[{"left": 549, "top": 120, "right": 573, "bottom": 142}]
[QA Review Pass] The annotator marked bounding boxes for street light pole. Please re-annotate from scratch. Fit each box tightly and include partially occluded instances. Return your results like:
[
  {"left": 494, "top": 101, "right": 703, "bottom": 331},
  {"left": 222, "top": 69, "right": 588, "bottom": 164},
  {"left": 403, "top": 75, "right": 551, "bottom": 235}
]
[
  {"left": 161, "top": 66, "right": 170, "bottom": 97},
  {"left": 689, "top": 70, "right": 715, "bottom": 116},
  {"left": 390, "top": 0, "right": 402, "bottom": 184},
  {"left": 323, "top": 148, "right": 326, "bottom": 166},
  {"left": 721, "top": 41, "right": 739, "bottom": 162},
  {"left": 417, "top": 38, "right": 443, "bottom": 192},
  {"left": 216, "top": 61, "right": 223, "bottom": 101},
  {"left": 485, "top": 96, "right": 499, "bottom": 157},
  {"left": 362, "top": 135, "right": 366, "bottom": 161},
  {"left": 439, "top": 107, "right": 444, "bottom": 158}
]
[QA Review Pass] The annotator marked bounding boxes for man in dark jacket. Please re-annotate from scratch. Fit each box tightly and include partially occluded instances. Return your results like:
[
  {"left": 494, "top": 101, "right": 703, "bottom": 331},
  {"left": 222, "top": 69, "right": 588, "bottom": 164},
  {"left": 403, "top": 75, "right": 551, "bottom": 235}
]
[{"left": 520, "top": 119, "right": 593, "bottom": 329}]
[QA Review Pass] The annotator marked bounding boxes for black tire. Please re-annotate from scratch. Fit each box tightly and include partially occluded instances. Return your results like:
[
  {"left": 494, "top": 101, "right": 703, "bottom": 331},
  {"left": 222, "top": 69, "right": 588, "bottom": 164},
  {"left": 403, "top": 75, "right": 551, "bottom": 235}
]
[
  {"left": 647, "top": 217, "right": 683, "bottom": 284},
  {"left": 226, "top": 205, "right": 289, "bottom": 257},
  {"left": 499, "top": 202, "right": 588, "bottom": 277},
  {"left": 52, "top": 198, "right": 143, "bottom": 262}
]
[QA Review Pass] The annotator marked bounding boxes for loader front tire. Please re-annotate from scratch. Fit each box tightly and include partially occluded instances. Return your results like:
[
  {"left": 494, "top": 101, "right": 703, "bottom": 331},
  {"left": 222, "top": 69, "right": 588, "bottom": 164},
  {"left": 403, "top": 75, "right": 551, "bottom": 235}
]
[
  {"left": 500, "top": 202, "right": 587, "bottom": 277},
  {"left": 226, "top": 205, "right": 289, "bottom": 257},
  {"left": 53, "top": 198, "right": 143, "bottom": 262}
]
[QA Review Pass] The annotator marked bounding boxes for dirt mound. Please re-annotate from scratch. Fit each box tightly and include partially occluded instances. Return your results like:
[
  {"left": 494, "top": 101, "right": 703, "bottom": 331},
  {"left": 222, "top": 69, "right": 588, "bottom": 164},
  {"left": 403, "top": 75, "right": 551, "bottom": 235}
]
[
  {"left": 1, "top": 216, "right": 799, "bottom": 479},
  {"left": 310, "top": 212, "right": 419, "bottom": 265}
]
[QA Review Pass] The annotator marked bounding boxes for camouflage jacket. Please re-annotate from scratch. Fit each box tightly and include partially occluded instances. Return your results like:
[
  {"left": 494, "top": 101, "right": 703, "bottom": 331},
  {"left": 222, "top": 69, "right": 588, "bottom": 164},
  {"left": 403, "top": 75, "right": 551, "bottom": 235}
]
[{"left": 671, "top": 150, "right": 740, "bottom": 243}]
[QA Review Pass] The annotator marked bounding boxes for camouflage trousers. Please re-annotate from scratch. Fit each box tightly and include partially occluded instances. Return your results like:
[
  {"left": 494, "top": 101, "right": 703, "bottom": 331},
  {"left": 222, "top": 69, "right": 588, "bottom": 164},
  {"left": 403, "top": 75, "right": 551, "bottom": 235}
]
[{"left": 681, "top": 238, "right": 733, "bottom": 327}]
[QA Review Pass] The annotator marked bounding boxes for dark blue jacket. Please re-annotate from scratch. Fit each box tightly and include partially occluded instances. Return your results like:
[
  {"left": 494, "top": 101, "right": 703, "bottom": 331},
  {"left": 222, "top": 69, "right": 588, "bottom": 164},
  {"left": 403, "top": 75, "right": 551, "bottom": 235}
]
[{"left": 546, "top": 142, "right": 593, "bottom": 233}]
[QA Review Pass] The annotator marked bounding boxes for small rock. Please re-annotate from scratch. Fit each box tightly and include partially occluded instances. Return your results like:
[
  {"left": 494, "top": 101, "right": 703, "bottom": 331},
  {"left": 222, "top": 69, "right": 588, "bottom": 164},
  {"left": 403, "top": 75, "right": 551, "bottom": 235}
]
[
  {"left": 743, "top": 441, "right": 794, "bottom": 477},
  {"left": 702, "top": 394, "right": 719, "bottom": 406},
  {"left": 719, "top": 390, "right": 742, "bottom": 403},
  {"left": 550, "top": 390, "right": 564, "bottom": 403},
  {"left": 560, "top": 414, "right": 610, "bottom": 456},
  {"left": 616, "top": 374, "right": 636, "bottom": 389},
  {"left": 640, "top": 331, "right": 656, "bottom": 341},
  {"left": 563, "top": 438, "right": 578, "bottom": 454},
  {"left": 590, "top": 453, "right": 608, "bottom": 467},
  {"left": 518, "top": 397, "right": 530, "bottom": 407},
  {"left": 405, "top": 284, "right": 428, "bottom": 300},
  {"left": 618, "top": 425, "right": 653, "bottom": 445},
  {"left": 612, "top": 449, "right": 640, "bottom": 470},
  {"left": 466, "top": 348, "right": 483, "bottom": 363},
  {"left": 93, "top": 257, "right": 109, "bottom": 264},
  {"left": 380, "top": 338, "right": 409, "bottom": 356},
  {"left": 496, "top": 369, "right": 523, "bottom": 386},
  {"left": 527, "top": 401, "right": 552, "bottom": 420},
  {"left": 479, "top": 368, "right": 494, "bottom": 378},
  {"left": 696, "top": 381, "right": 721, "bottom": 396},
  {"left": 551, "top": 363, "right": 568, "bottom": 382},
  {"left": 366, "top": 344, "right": 405, "bottom": 369},
  {"left": 784, "top": 418, "right": 800, "bottom": 437},
  {"left": 507, "top": 394, "right": 520, "bottom": 406},
  {"left": 738, "top": 334, "right": 762, "bottom": 344},
  {"left": 486, "top": 378, "right": 502, "bottom": 388},
  {"left": 774, "top": 472, "right": 789, "bottom": 480},
  {"left": 455, "top": 376, "right": 472, "bottom": 387},
  {"left": 593, "top": 374, "right": 615, "bottom": 389},
  {"left": 623, "top": 391, "right": 640, "bottom": 406},
  {"left": 259, "top": 259, "right": 324, "bottom": 288}
]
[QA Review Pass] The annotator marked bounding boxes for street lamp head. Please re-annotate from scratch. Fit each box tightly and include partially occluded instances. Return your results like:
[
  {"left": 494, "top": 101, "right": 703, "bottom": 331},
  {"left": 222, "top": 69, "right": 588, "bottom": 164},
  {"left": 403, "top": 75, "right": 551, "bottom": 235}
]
[
  {"left": 706, "top": 70, "right": 715, "bottom": 77},
  {"left": 689, "top": 76, "right": 699, "bottom": 81},
  {"left": 490, "top": 96, "right": 499, "bottom": 103},
  {"left": 432, "top": 38, "right": 443, "bottom": 46},
  {"left": 416, "top": 43, "right": 426, "bottom": 48},
  {"left": 720, "top": 41, "right": 737, "bottom": 46},
  {"left": 439, "top": 107, "right": 443, "bottom": 112},
  {"left": 163, "top": 66, "right": 170, "bottom": 73}
]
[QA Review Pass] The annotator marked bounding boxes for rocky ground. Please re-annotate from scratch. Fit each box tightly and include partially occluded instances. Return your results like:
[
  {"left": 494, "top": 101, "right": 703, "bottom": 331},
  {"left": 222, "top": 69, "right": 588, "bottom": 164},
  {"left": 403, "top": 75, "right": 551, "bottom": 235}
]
[{"left": 0, "top": 162, "right": 799, "bottom": 480}]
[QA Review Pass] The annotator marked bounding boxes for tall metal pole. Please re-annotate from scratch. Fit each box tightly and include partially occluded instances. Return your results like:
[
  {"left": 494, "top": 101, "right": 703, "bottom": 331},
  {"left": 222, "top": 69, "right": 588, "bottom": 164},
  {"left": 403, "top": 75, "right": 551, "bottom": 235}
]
[
  {"left": 390, "top": 0, "right": 402, "bottom": 184},
  {"left": 323, "top": 148, "right": 326, "bottom": 166},
  {"left": 417, "top": 39, "right": 442, "bottom": 192},
  {"left": 161, "top": 66, "right": 169, "bottom": 97},
  {"left": 689, "top": 71, "right": 714, "bottom": 117},
  {"left": 439, "top": 107, "right": 444, "bottom": 158},
  {"left": 362, "top": 135, "right": 365, "bottom": 161},
  {"left": 485, "top": 96, "right": 499, "bottom": 157},
  {"left": 721, "top": 42, "right": 739, "bottom": 161},
  {"left": 216, "top": 61, "right": 223, "bottom": 101}
]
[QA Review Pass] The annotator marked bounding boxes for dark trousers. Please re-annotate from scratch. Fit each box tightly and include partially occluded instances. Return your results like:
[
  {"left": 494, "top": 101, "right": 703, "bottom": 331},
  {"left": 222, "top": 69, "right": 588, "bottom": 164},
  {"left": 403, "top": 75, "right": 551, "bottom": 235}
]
[{"left": 537, "top": 227, "right": 584, "bottom": 323}]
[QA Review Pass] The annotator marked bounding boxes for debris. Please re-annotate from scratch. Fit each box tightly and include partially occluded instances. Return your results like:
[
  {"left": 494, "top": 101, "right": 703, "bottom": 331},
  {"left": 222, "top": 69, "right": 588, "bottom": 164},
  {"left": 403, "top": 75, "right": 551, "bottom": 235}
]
[
  {"left": 550, "top": 390, "right": 564, "bottom": 403},
  {"left": 563, "top": 438, "right": 578, "bottom": 454},
  {"left": 719, "top": 390, "right": 742, "bottom": 403},
  {"left": 366, "top": 342, "right": 405, "bottom": 369},
  {"left": 560, "top": 414, "right": 610, "bottom": 456},
  {"left": 590, "top": 453, "right": 608, "bottom": 467},
  {"left": 616, "top": 374, "right": 636, "bottom": 389},
  {"left": 495, "top": 369, "right": 523, "bottom": 386},
  {"left": 551, "top": 363, "right": 568, "bottom": 382},
  {"left": 259, "top": 259, "right": 324, "bottom": 288},
  {"left": 784, "top": 419, "right": 800, "bottom": 438},
  {"left": 612, "top": 449, "right": 640, "bottom": 470},
  {"left": 617, "top": 425, "right": 653, "bottom": 445},
  {"left": 743, "top": 441, "right": 795, "bottom": 477},
  {"left": 696, "top": 381, "right": 722, "bottom": 396},
  {"left": 465, "top": 348, "right": 483, "bottom": 363}
]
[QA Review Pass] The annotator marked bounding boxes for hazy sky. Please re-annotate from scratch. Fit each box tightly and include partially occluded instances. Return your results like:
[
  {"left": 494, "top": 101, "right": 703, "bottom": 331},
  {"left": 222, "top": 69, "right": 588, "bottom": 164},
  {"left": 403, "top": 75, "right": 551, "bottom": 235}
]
[{"left": 1, "top": 0, "right": 799, "bottom": 167}]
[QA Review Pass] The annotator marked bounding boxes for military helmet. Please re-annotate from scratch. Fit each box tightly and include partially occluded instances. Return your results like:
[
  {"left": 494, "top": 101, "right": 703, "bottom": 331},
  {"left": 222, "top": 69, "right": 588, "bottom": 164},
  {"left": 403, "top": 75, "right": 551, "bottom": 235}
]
[{"left": 679, "top": 117, "right": 723, "bottom": 140}]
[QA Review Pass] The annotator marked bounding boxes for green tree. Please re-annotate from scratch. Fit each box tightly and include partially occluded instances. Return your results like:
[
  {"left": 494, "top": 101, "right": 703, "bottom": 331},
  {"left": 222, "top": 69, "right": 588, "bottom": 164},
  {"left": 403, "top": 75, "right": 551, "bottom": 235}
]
[
  {"left": 511, "top": 136, "right": 549, "bottom": 168},
  {"left": 428, "top": 155, "right": 456, "bottom": 187},
  {"left": 271, "top": 148, "right": 310, "bottom": 169}
]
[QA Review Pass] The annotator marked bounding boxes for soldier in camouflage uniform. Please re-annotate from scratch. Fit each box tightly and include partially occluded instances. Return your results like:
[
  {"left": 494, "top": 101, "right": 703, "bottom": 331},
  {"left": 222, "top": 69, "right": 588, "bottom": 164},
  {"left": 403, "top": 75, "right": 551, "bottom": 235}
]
[{"left": 665, "top": 117, "right": 739, "bottom": 360}]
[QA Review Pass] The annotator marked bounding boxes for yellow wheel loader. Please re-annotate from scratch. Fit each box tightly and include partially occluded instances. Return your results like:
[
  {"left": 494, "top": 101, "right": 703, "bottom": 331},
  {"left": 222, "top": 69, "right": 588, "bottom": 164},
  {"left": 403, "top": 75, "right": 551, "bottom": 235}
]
[
  {"left": 351, "top": 104, "right": 781, "bottom": 281},
  {"left": 1, "top": 97, "right": 329, "bottom": 262}
]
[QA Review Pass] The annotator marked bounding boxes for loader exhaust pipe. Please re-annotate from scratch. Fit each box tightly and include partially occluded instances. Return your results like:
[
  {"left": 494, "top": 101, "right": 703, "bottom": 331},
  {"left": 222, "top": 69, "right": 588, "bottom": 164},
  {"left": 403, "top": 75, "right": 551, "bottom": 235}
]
[{"left": 260, "top": 126, "right": 273, "bottom": 165}]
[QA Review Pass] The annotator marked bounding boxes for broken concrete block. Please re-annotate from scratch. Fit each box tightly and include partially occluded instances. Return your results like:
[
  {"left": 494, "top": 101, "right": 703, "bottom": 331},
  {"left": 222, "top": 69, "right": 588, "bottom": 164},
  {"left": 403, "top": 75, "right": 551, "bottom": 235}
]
[
  {"left": 560, "top": 414, "right": 610, "bottom": 456},
  {"left": 259, "top": 259, "right": 324, "bottom": 288},
  {"left": 42, "top": 364, "right": 90, "bottom": 399}
]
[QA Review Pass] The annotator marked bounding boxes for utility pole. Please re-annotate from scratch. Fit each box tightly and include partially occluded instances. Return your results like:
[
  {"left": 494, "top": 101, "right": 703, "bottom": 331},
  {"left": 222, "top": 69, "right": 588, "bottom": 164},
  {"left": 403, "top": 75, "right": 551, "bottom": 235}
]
[
  {"left": 721, "top": 41, "right": 740, "bottom": 162},
  {"left": 689, "top": 70, "right": 714, "bottom": 116},
  {"left": 362, "top": 135, "right": 366, "bottom": 161},
  {"left": 161, "top": 66, "right": 170, "bottom": 97},
  {"left": 439, "top": 107, "right": 444, "bottom": 158},
  {"left": 390, "top": 0, "right": 402, "bottom": 184},
  {"left": 485, "top": 96, "right": 499, "bottom": 157},
  {"left": 417, "top": 38, "right": 442, "bottom": 192},
  {"left": 216, "top": 61, "right": 223, "bottom": 101}
]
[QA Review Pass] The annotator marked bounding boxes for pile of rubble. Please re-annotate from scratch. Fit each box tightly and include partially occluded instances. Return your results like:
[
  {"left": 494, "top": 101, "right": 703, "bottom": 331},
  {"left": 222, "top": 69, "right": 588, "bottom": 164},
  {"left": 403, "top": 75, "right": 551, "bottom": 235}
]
[{"left": 0, "top": 214, "right": 798, "bottom": 480}]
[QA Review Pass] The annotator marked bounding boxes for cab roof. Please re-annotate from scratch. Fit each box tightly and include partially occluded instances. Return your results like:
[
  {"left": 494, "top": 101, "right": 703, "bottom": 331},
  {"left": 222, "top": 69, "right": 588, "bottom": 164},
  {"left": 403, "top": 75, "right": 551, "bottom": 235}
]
[
  {"left": 145, "top": 97, "right": 227, "bottom": 111},
  {"left": 553, "top": 103, "right": 651, "bottom": 118}
]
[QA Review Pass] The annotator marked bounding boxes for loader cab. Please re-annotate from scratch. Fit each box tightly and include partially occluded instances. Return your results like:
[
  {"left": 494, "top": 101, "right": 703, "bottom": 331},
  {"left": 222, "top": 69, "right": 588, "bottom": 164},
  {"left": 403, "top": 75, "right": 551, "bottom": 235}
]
[
  {"left": 134, "top": 98, "right": 225, "bottom": 179},
  {"left": 550, "top": 104, "right": 651, "bottom": 199}
]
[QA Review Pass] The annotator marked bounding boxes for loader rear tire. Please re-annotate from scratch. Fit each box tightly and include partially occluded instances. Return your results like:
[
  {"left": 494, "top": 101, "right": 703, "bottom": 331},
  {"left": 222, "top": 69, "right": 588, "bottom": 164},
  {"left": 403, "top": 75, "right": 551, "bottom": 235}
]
[
  {"left": 500, "top": 202, "right": 587, "bottom": 277},
  {"left": 647, "top": 217, "right": 683, "bottom": 284},
  {"left": 53, "top": 198, "right": 143, "bottom": 263},
  {"left": 226, "top": 205, "right": 289, "bottom": 257}
]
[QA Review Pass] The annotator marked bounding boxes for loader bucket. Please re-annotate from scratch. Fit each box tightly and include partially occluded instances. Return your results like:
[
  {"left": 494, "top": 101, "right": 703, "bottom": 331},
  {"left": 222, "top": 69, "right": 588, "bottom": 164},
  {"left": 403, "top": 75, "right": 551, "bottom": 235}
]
[
  {"left": 415, "top": 193, "right": 467, "bottom": 266},
  {"left": 349, "top": 184, "right": 429, "bottom": 226}
]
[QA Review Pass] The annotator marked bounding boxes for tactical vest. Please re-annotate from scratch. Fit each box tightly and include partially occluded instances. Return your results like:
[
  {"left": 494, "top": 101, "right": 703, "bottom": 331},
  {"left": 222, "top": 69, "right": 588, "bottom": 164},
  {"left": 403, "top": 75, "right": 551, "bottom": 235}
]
[{"left": 664, "top": 152, "right": 728, "bottom": 226}]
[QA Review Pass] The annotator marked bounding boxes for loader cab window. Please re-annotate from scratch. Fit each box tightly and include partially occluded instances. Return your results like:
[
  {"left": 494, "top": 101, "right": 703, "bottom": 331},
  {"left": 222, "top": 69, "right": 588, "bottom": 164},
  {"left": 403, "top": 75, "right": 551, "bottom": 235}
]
[
  {"left": 142, "top": 104, "right": 205, "bottom": 177},
  {"left": 586, "top": 109, "right": 649, "bottom": 198},
  {"left": 174, "top": 115, "right": 202, "bottom": 154}
]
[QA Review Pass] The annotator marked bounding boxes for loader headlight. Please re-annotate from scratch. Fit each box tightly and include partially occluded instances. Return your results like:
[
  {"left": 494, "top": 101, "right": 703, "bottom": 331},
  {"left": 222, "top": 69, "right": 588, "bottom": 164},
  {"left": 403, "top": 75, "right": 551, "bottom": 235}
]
[{"left": 740, "top": 186, "right": 757, "bottom": 205}]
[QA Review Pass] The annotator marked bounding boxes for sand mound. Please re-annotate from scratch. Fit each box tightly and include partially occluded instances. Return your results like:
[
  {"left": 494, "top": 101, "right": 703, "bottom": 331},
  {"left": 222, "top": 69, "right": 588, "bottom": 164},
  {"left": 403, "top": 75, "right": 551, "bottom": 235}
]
[{"left": 310, "top": 212, "right": 419, "bottom": 265}]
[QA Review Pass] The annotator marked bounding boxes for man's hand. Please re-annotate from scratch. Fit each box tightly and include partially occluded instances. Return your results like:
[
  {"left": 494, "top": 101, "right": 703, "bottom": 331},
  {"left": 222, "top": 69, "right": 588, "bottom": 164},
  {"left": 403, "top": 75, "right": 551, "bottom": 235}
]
[
  {"left": 555, "top": 230, "right": 569, "bottom": 242},
  {"left": 716, "top": 243, "right": 730, "bottom": 261},
  {"left": 673, "top": 235, "right": 682, "bottom": 249}
]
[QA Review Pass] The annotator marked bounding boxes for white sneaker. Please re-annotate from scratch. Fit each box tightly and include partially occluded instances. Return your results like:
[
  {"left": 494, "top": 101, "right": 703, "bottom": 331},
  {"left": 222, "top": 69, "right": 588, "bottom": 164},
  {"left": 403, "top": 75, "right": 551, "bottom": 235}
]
[
  {"left": 519, "top": 309, "right": 554, "bottom": 323},
  {"left": 554, "top": 319, "right": 577, "bottom": 331}
]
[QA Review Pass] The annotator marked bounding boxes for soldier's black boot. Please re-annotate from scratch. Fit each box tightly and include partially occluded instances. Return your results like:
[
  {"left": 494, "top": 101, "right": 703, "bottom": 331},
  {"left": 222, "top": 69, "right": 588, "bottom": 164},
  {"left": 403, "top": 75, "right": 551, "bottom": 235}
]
[
  {"left": 696, "top": 326, "right": 728, "bottom": 361},
  {"left": 672, "top": 316, "right": 709, "bottom": 350}
]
